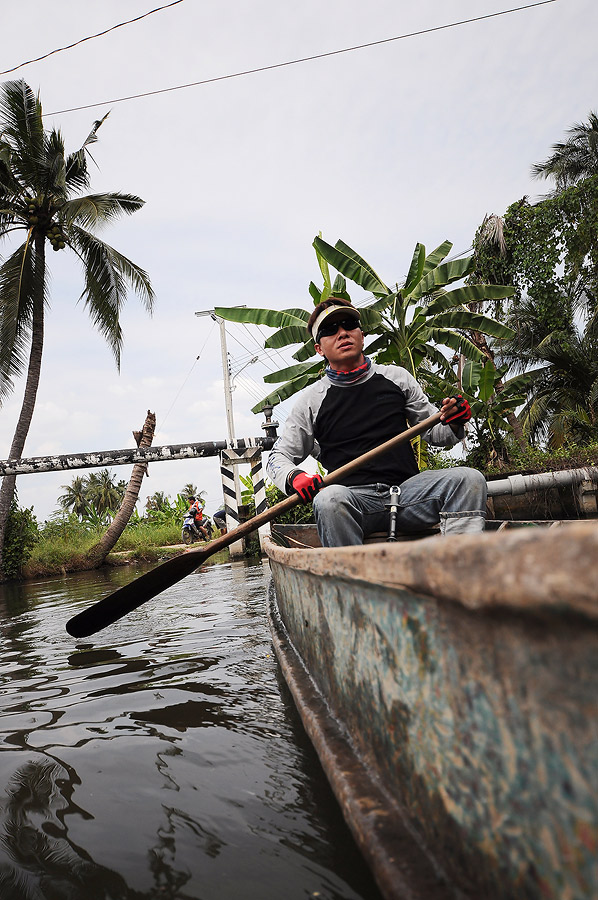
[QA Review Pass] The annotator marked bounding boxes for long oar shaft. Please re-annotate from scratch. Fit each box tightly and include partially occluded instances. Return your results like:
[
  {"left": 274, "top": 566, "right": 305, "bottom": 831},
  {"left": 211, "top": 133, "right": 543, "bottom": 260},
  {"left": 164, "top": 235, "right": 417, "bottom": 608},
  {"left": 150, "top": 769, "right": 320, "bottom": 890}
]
[{"left": 66, "top": 411, "right": 442, "bottom": 637}]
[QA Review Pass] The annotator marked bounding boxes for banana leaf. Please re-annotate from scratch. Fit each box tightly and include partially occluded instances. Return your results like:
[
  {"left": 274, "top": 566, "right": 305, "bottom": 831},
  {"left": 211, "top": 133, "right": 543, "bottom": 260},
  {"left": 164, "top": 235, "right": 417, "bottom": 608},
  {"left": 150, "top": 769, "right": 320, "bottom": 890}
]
[
  {"left": 462, "top": 360, "right": 484, "bottom": 394},
  {"left": 478, "top": 360, "right": 497, "bottom": 403},
  {"left": 431, "top": 310, "right": 515, "bottom": 339},
  {"left": 422, "top": 240, "right": 453, "bottom": 276},
  {"left": 292, "top": 339, "right": 316, "bottom": 361},
  {"left": 309, "top": 281, "right": 321, "bottom": 304},
  {"left": 250, "top": 371, "right": 321, "bottom": 414},
  {"left": 425, "top": 284, "right": 515, "bottom": 314},
  {"left": 428, "top": 328, "right": 487, "bottom": 361},
  {"left": 263, "top": 360, "right": 324, "bottom": 383},
  {"left": 313, "top": 236, "right": 389, "bottom": 295},
  {"left": 265, "top": 325, "right": 312, "bottom": 349},
  {"left": 214, "top": 306, "right": 309, "bottom": 328},
  {"left": 408, "top": 257, "right": 475, "bottom": 300},
  {"left": 403, "top": 244, "right": 426, "bottom": 295}
]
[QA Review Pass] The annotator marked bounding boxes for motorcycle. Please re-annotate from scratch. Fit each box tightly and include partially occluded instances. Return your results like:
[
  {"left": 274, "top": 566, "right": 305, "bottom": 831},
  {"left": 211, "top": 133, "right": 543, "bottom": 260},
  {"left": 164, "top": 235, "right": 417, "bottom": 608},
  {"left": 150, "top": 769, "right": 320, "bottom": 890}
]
[{"left": 181, "top": 512, "right": 214, "bottom": 545}]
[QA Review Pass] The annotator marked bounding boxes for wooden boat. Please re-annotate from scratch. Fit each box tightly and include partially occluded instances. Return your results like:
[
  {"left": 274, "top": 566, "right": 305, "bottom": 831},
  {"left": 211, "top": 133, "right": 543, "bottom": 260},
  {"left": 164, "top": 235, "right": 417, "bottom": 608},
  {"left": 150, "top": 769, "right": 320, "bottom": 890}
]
[{"left": 264, "top": 521, "right": 598, "bottom": 900}]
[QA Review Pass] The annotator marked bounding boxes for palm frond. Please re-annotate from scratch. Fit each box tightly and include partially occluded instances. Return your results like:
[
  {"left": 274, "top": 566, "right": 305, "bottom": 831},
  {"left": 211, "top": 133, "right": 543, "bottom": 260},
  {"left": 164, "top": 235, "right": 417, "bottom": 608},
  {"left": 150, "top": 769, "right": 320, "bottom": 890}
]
[
  {"left": 69, "top": 227, "right": 154, "bottom": 365},
  {"left": 0, "top": 239, "right": 38, "bottom": 401},
  {"left": 62, "top": 192, "right": 145, "bottom": 230},
  {"left": 0, "top": 81, "right": 44, "bottom": 191}
]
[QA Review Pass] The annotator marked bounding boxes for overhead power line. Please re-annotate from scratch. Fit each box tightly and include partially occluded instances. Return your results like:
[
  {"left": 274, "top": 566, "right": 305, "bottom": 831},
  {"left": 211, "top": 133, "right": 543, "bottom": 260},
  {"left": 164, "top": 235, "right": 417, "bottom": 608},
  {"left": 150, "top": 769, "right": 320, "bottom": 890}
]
[
  {"left": 45, "top": 0, "right": 558, "bottom": 117},
  {"left": 0, "top": 0, "right": 186, "bottom": 77}
]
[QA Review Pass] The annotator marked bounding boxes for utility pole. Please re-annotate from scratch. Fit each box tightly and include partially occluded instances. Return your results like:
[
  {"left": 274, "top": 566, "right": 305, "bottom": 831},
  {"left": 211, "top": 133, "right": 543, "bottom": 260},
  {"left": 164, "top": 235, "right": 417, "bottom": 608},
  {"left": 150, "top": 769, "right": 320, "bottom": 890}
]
[
  {"left": 196, "top": 309, "right": 243, "bottom": 446},
  {"left": 195, "top": 308, "right": 246, "bottom": 556}
]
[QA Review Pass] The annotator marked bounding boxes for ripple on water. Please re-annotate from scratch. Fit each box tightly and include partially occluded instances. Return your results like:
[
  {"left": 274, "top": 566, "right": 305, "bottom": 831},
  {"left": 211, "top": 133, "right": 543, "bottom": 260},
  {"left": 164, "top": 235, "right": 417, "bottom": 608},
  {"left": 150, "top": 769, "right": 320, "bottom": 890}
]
[{"left": 0, "top": 559, "right": 382, "bottom": 900}]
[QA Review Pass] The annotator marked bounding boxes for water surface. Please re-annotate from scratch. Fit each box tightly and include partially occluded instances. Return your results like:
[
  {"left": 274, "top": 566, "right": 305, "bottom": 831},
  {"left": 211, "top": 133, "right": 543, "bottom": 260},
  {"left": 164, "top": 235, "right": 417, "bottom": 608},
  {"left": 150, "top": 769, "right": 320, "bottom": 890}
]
[{"left": 0, "top": 559, "right": 382, "bottom": 899}]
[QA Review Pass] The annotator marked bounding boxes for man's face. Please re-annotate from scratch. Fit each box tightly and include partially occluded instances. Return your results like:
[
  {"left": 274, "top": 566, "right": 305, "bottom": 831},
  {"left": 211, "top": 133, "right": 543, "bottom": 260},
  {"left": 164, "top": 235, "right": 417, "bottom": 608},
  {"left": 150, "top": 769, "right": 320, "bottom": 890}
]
[{"left": 315, "top": 317, "right": 364, "bottom": 370}]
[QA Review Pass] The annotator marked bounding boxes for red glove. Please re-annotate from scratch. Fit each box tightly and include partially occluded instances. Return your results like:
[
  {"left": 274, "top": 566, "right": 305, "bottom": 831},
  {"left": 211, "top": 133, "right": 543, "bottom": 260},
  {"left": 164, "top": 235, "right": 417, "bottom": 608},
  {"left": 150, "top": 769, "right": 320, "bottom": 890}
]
[
  {"left": 443, "top": 394, "right": 472, "bottom": 425},
  {"left": 290, "top": 471, "right": 323, "bottom": 503}
]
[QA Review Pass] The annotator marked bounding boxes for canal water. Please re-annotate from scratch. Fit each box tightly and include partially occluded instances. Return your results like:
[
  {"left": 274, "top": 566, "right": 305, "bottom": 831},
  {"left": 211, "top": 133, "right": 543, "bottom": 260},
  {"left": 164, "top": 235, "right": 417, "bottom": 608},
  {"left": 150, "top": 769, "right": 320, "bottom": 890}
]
[{"left": 0, "top": 557, "right": 383, "bottom": 900}]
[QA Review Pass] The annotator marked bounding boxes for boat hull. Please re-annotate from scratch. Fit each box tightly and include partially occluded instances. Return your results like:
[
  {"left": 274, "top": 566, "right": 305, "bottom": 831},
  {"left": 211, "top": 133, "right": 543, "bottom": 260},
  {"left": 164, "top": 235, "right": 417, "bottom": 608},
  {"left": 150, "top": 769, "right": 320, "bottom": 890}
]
[{"left": 265, "top": 523, "right": 598, "bottom": 900}]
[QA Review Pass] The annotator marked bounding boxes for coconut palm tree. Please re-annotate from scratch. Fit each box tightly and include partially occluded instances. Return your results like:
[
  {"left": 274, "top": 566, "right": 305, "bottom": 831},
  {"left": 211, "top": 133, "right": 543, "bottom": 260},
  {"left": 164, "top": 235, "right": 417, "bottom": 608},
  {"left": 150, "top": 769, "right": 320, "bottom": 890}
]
[
  {"left": 84, "top": 470, "right": 123, "bottom": 519},
  {"left": 180, "top": 482, "right": 199, "bottom": 500},
  {"left": 58, "top": 475, "right": 89, "bottom": 519},
  {"left": 497, "top": 295, "right": 598, "bottom": 448},
  {"left": 0, "top": 80, "right": 154, "bottom": 574},
  {"left": 531, "top": 110, "right": 598, "bottom": 192}
]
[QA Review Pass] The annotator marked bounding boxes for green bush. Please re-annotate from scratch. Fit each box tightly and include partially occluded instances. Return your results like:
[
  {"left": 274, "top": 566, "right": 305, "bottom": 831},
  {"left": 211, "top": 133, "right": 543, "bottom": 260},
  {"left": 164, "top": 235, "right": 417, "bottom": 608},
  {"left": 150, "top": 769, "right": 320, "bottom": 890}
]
[
  {"left": 476, "top": 439, "right": 598, "bottom": 477},
  {"left": 113, "top": 520, "right": 181, "bottom": 551},
  {"left": 3, "top": 499, "right": 39, "bottom": 579},
  {"left": 29, "top": 513, "right": 101, "bottom": 571}
]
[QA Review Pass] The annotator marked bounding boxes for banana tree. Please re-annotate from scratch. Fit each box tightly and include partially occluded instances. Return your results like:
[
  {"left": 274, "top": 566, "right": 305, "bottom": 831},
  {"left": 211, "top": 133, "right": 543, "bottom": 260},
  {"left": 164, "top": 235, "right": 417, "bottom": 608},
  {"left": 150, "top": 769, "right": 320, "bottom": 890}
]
[
  {"left": 313, "top": 236, "right": 516, "bottom": 387},
  {"left": 216, "top": 239, "right": 383, "bottom": 411},
  {"left": 217, "top": 236, "right": 515, "bottom": 413},
  {"left": 427, "top": 358, "right": 532, "bottom": 466}
]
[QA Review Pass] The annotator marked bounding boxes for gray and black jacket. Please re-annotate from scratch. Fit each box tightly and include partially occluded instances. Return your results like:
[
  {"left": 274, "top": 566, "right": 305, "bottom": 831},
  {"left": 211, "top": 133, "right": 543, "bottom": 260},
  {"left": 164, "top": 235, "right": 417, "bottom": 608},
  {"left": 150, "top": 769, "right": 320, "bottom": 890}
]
[{"left": 266, "top": 363, "right": 463, "bottom": 494}]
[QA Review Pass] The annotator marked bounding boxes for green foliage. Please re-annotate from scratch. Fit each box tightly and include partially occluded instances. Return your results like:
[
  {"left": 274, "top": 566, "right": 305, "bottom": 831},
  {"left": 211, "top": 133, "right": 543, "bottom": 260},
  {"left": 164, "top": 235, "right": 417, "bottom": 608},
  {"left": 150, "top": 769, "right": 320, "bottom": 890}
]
[
  {"left": 2, "top": 497, "right": 38, "bottom": 578},
  {"left": 531, "top": 111, "right": 598, "bottom": 192},
  {"left": 239, "top": 472, "right": 315, "bottom": 524},
  {"left": 112, "top": 520, "right": 182, "bottom": 552},
  {"left": 144, "top": 492, "right": 189, "bottom": 525},
  {"left": 265, "top": 483, "right": 315, "bottom": 524},
  {"left": 476, "top": 439, "right": 598, "bottom": 477},
  {"left": 59, "top": 469, "right": 125, "bottom": 522},
  {"left": 0, "top": 80, "right": 154, "bottom": 401},
  {"left": 471, "top": 176, "right": 598, "bottom": 335},
  {"left": 31, "top": 513, "right": 102, "bottom": 571},
  {"left": 217, "top": 236, "right": 514, "bottom": 412},
  {"left": 25, "top": 510, "right": 186, "bottom": 576}
]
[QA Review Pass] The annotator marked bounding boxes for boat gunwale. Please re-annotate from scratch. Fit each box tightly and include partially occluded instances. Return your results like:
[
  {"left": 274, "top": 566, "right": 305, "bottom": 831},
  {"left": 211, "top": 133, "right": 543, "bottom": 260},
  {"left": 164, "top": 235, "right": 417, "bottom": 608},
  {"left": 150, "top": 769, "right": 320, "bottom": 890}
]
[{"left": 264, "top": 522, "right": 598, "bottom": 622}]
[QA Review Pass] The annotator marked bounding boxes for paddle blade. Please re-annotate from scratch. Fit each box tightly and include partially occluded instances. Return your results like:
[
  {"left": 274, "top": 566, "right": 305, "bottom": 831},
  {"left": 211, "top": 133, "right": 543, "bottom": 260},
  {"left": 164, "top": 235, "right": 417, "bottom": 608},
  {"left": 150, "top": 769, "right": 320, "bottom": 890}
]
[{"left": 66, "top": 548, "right": 210, "bottom": 637}]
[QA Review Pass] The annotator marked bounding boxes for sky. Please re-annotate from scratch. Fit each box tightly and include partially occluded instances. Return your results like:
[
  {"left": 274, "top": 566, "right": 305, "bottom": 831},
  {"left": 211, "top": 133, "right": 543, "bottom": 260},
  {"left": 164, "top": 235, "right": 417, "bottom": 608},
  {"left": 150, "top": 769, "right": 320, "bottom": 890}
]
[{"left": 1, "top": 0, "right": 596, "bottom": 522}]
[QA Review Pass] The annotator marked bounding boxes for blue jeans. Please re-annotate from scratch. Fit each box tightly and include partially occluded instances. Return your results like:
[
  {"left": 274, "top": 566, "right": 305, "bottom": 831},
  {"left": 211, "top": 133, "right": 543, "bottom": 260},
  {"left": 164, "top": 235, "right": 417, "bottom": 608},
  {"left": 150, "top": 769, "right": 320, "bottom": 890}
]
[{"left": 313, "top": 467, "right": 487, "bottom": 547}]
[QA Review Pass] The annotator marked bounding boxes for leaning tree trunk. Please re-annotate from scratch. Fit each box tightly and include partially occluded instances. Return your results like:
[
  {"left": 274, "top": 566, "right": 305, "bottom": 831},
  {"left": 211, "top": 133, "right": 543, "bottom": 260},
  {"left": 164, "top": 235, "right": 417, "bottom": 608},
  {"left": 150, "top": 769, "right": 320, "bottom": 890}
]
[
  {"left": 84, "top": 411, "right": 156, "bottom": 568},
  {"left": 0, "top": 235, "right": 46, "bottom": 579}
]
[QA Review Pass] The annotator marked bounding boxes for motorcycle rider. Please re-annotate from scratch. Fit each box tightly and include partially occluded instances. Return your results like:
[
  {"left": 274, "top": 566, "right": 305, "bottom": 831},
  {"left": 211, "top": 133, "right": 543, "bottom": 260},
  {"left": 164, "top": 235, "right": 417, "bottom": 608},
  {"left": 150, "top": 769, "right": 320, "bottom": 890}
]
[{"left": 188, "top": 496, "right": 209, "bottom": 540}]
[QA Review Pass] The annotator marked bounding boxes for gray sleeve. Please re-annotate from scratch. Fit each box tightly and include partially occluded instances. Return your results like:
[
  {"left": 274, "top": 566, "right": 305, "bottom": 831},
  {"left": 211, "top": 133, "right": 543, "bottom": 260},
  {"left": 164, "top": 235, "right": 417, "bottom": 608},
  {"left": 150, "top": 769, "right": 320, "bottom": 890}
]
[
  {"left": 383, "top": 366, "right": 463, "bottom": 447},
  {"left": 265, "top": 387, "right": 321, "bottom": 493}
]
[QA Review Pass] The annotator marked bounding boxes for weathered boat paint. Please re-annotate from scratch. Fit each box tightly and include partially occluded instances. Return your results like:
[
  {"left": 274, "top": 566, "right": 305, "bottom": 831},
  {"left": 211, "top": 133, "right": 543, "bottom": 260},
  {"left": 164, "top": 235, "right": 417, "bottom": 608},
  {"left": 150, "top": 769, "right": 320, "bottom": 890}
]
[{"left": 264, "top": 522, "right": 598, "bottom": 900}]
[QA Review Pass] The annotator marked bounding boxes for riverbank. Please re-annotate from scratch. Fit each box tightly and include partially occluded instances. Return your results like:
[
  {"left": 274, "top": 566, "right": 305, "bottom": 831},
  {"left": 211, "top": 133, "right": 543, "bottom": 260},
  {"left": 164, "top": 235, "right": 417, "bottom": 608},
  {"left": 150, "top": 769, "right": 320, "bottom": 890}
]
[{"left": 20, "top": 542, "right": 234, "bottom": 580}]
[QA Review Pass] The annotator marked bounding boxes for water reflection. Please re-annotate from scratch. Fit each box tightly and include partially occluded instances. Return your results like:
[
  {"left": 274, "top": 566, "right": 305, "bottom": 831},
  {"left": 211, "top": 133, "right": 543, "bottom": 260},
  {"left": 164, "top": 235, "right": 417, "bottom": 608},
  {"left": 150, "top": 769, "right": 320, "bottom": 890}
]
[
  {"left": 0, "top": 758, "right": 132, "bottom": 898},
  {"left": 0, "top": 560, "right": 382, "bottom": 899}
]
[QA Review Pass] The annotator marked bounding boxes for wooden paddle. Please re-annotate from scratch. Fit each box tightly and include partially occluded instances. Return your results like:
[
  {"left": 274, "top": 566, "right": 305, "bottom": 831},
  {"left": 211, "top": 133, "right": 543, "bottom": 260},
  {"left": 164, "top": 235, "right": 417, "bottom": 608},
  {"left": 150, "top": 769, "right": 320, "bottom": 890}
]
[{"left": 66, "top": 411, "right": 443, "bottom": 637}]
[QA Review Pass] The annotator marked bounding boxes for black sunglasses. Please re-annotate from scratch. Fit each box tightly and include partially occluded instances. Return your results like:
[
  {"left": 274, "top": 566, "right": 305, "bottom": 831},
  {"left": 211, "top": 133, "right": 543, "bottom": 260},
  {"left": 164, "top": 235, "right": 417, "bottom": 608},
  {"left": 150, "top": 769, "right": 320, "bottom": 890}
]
[{"left": 316, "top": 318, "right": 361, "bottom": 341}]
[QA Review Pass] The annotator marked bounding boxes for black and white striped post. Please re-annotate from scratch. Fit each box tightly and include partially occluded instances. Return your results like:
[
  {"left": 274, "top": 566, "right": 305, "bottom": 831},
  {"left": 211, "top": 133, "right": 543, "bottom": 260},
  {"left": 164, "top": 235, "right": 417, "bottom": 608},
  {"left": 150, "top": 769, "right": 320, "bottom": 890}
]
[{"left": 220, "top": 444, "right": 269, "bottom": 557}]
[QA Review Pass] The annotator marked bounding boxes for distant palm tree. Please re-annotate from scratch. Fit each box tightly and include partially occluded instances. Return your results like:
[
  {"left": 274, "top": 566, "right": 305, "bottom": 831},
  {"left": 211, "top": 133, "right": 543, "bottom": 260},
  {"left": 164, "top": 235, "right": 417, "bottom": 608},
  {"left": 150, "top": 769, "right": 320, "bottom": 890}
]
[
  {"left": 181, "top": 483, "right": 199, "bottom": 500},
  {"left": 145, "top": 491, "right": 170, "bottom": 512},
  {"left": 498, "top": 294, "right": 598, "bottom": 448},
  {"left": 0, "top": 80, "right": 154, "bottom": 574},
  {"left": 58, "top": 475, "right": 89, "bottom": 519},
  {"left": 85, "top": 470, "right": 123, "bottom": 518},
  {"left": 532, "top": 111, "right": 598, "bottom": 192}
]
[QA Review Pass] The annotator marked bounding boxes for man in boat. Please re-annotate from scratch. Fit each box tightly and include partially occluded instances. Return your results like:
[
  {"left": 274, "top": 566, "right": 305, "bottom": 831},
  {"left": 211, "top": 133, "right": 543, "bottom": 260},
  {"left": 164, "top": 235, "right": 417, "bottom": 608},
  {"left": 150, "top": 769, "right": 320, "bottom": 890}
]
[{"left": 266, "top": 297, "right": 487, "bottom": 546}]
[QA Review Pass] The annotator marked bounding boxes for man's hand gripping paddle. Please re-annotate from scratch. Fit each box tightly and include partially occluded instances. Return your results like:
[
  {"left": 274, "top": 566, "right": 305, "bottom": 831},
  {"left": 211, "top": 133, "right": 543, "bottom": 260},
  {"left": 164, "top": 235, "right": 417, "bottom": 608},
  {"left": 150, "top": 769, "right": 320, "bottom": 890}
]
[{"left": 66, "top": 411, "right": 442, "bottom": 637}]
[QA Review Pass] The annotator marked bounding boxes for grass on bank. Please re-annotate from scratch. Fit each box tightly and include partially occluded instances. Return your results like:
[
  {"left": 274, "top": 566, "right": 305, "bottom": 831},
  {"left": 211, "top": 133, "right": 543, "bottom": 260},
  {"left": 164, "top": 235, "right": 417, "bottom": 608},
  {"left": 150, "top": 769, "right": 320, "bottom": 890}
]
[{"left": 21, "top": 517, "right": 187, "bottom": 579}]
